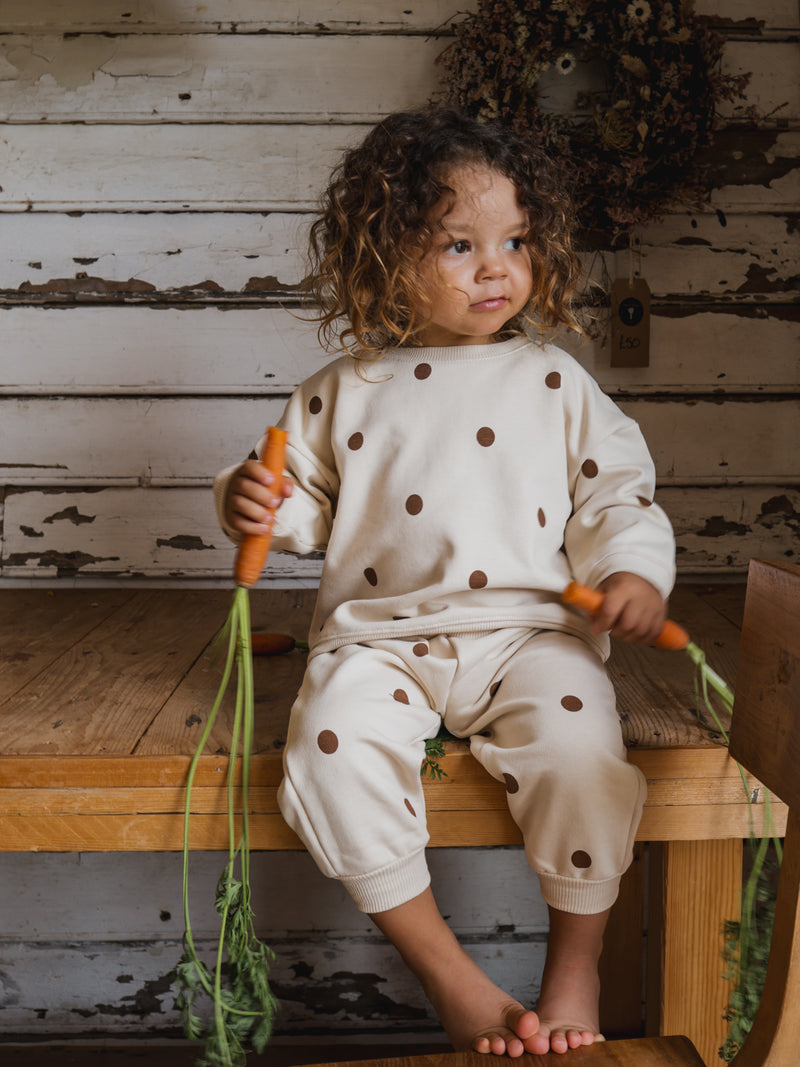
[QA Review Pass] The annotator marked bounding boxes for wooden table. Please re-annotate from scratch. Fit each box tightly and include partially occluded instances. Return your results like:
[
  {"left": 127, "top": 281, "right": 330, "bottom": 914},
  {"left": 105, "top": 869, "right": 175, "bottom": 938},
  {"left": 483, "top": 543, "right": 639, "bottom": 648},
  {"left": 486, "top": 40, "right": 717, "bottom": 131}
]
[{"left": 0, "top": 585, "right": 786, "bottom": 1065}]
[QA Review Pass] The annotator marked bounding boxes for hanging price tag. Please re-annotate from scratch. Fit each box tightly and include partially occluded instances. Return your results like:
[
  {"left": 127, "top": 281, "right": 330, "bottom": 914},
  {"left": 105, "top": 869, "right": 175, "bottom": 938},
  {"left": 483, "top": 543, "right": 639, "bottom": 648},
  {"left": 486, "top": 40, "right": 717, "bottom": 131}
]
[{"left": 610, "top": 277, "right": 650, "bottom": 367}]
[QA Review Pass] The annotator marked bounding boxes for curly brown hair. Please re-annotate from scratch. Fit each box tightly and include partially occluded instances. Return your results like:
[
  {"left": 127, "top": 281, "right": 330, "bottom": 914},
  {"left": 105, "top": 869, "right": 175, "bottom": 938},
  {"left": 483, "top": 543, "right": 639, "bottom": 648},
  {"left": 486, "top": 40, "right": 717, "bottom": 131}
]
[{"left": 304, "top": 107, "right": 583, "bottom": 360}]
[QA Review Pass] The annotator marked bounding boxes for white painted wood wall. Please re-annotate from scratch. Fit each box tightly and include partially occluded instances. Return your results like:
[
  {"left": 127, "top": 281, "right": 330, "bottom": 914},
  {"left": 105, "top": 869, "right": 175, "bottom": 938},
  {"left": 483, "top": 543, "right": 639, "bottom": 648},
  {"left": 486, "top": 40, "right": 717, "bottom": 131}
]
[
  {"left": 0, "top": 0, "right": 797, "bottom": 1046},
  {"left": 1, "top": 1, "right": 797, "bottom": 585}
]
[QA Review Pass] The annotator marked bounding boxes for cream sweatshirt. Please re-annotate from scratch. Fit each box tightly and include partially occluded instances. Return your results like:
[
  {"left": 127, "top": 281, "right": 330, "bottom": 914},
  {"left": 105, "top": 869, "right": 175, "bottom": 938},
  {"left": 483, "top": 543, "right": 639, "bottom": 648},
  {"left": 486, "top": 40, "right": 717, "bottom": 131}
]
[{"left": 214, "top": 337, "right": 676, "bottom": 657}]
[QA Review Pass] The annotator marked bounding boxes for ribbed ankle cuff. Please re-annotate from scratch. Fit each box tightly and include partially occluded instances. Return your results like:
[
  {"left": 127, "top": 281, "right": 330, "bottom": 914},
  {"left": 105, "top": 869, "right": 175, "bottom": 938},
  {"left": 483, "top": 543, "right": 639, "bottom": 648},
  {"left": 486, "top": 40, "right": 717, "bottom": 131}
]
[
  {"left": 340, "top": 849, "right": 431, "bottom": 914},
  {"left": 538, "top": 871, "right": 621, "bottom": 915}
]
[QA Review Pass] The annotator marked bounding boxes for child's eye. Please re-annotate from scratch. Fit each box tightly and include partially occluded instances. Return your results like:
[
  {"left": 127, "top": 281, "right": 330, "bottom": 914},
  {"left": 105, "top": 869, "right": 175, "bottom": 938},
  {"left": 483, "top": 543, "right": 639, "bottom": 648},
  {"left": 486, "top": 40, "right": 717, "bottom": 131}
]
[
  {"left": 447, "top": 240, "right": 471, "bottom": 255},
  {"left": 504, "top": 237, "right": 525, "bottom": 251}
]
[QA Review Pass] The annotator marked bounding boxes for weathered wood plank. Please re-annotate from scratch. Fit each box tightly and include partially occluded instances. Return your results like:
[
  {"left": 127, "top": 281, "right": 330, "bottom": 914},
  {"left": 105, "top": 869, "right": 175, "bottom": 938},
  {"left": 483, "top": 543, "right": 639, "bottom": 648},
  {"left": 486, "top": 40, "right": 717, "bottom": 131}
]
[
  {"left": 1, "top": 212, "right": 309, "bottom": 296},
  {"left": 2, "top": 485, "right": 797, "bottom": 579},
  {"left": 135, "top": 592, "right": 313, "bottom": 756},
  {"left": 0, "top": 35, "right": 792, "bottom": 123},
  {"left": 1, "top": 396, "right": 796, "bottom": 485},
  {"left": 3, "top": 126, "right": 798, "bottom": 213},
  {"left": 1, "top": 305, "right": 797, "bottom": 396},
  {"left": 648, "top": 838, "right": 742, "bottom": 1067},
  {"left": 0, "top": 799, "right": 784, "bottom": 852},
  {"left": 0, "top": 770, "right": 767, "bottom": 819},
  {"left": 0, "top": 486, "right": 322, "bottom": 580},
  {"left": 0, "top": 34, "right": 446, "bottom": 123},
  {"left": 0, "top": 848, "right": 549, "bottom": 940},
  {"left": 3, "top": 211, "right": 798, "bottom": 301},
  {"left": 0, "top": 935, "right": 543, "bottom": 1037},
  {"left": 0, "top": 124, "right": 365, "bottom": 212},
  {"left": 1, "top": 0, "right": 796, "bottom": 33},
  {"left": 0, "top": 590, "right": 231, "bottom": 755},
  {"left": 0, "top": 588, "right": 134, "bottom": 703},
  {"left": 0, "top": 0, "right": 468, "bottom": 34}
]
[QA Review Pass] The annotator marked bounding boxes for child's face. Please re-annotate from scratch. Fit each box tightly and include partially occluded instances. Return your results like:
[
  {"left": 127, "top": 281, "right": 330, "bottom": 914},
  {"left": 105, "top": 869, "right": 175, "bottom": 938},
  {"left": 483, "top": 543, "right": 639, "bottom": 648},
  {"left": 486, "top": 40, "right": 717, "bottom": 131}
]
[{"left": 415, "top": 165, "right": 533, "bottom": 347}]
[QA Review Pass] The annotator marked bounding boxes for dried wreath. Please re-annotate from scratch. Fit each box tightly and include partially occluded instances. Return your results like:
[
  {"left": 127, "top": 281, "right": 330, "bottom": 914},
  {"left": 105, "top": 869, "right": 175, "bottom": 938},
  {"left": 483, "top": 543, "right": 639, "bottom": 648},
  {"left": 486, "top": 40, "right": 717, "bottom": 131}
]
[{"left": 437, "top": 0, "right": 749, "bottom": 244}]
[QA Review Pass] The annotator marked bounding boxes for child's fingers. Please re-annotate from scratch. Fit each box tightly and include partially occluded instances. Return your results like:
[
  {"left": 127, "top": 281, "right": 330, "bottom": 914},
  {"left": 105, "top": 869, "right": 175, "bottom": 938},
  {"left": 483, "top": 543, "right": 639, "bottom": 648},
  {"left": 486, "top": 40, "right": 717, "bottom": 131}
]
[
  {"left": 239, "top": 460, "right": 291, "bottom": 507},
  {"left": 226, "top": 461, "right": 292, "bottom": 532},
  {"left": 591, "top": 585, "right": 664, "bottom": 645},
  {"left": 596, "top": 597, "right": 666, "bottom": 645}
]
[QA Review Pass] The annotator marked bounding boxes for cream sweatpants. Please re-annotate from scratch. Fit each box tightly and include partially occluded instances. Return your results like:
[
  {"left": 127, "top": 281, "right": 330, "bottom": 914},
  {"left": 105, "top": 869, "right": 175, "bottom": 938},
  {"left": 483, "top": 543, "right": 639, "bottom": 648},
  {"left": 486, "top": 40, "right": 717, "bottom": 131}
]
[{"left": 277, "top": 628, "right": 646, "bottom": 916}]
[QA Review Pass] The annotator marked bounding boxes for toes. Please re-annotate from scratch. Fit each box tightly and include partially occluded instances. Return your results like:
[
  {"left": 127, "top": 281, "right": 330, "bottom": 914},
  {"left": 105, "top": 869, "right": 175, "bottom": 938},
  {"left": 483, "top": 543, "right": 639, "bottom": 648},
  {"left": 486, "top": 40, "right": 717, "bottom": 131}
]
[
  {"left": 472, "top": 1028, "right": 525, "bottom": 1058},
  {"left": 506, "top": 1005, "right": 539, "bottom": 1040},
  {"left": 525, "top": 1031, "right": 552, "bottom": 1056}
]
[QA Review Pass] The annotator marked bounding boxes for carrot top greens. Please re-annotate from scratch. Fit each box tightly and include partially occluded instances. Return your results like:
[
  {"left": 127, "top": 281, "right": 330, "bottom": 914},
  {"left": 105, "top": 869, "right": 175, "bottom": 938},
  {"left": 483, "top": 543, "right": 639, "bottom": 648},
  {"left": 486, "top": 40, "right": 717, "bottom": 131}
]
[{"left": 176, "top": 587, "right": 278, "bottom": 1067}]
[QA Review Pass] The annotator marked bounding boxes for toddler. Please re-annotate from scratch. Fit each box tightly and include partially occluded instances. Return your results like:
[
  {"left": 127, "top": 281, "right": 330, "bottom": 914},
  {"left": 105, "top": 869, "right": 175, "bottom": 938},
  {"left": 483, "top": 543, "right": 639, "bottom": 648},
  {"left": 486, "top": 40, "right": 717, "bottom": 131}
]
[{"left": 215, "top": 108, "right": 675, "bottom": 1057}]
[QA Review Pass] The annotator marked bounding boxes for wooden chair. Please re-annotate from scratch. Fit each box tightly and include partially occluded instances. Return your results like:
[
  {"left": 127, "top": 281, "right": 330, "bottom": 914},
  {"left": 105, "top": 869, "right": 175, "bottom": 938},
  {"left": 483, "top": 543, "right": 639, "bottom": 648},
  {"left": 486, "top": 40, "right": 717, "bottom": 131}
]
[{"left": 305, "top": 559, "right": 800, "bottom": 1067}]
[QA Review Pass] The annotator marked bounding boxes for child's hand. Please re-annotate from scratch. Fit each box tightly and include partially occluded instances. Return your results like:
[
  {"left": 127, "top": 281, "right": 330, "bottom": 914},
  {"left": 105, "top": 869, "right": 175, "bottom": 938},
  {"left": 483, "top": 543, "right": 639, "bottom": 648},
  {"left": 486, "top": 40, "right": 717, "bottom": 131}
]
[
  {"left": 224, "top": 459, "right": 293, "bottom": 537},
  {"left": 592, "top": 572, "right": 667, "bottom": 646}
]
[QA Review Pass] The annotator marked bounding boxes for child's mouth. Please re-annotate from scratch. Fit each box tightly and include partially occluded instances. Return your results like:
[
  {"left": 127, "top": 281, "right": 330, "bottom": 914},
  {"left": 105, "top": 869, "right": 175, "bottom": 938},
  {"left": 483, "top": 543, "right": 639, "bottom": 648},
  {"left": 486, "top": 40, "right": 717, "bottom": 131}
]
[{"left": 471, "top": 296, "right": 508, "bottom": 311}]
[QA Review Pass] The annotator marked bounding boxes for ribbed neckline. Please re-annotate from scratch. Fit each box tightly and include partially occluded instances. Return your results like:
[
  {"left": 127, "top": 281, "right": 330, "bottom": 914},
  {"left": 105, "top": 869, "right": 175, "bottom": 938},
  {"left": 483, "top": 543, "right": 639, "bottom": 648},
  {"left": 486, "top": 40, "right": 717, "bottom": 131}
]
[{"left": 383, "top": 336, "right": 533, "bottom": 363}]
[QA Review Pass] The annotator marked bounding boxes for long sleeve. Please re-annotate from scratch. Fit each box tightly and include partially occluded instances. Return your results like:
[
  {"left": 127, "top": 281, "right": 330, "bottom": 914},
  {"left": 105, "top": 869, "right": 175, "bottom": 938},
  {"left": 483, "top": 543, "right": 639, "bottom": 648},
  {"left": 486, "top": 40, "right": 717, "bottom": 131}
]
[{"left": 561, "top": 367, "right": 675, "bottom": 598}]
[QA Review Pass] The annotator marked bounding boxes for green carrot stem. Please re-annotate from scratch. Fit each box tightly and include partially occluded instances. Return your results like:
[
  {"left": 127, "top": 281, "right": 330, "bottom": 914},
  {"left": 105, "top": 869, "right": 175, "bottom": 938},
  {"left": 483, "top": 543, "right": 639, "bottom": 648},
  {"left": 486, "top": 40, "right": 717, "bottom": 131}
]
[
  {"left": 181, "top": 601, "right": 240, "bottom": 998},
  {"left": 238, "top": 590, "right": 255, "bottom": 917}
]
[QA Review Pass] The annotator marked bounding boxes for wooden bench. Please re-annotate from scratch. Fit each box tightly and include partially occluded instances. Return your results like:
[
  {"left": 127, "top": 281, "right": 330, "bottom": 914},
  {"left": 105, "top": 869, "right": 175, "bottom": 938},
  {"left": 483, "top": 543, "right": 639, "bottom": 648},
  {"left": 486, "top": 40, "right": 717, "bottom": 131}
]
[{"left": 0, "top": 583, "right": 787, "bottom": 1066}]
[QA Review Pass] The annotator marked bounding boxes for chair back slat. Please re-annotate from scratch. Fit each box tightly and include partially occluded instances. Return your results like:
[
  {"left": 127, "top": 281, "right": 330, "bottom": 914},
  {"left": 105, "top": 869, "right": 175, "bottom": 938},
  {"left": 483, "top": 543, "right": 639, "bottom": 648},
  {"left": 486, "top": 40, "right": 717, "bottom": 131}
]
[{"left": 728, "top": 559, "right": 800, "bottom": 808}]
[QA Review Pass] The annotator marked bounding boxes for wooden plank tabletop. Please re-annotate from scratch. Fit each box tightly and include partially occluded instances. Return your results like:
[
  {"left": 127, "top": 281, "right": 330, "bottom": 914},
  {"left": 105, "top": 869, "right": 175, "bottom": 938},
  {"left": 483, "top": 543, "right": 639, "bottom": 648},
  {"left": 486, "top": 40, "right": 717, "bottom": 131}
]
[
  {"left": 0, "top": 584, "right": 742, "bottom": 758},
  {"left": 2, "top": 583, "right": 777, "bottom": 854}
]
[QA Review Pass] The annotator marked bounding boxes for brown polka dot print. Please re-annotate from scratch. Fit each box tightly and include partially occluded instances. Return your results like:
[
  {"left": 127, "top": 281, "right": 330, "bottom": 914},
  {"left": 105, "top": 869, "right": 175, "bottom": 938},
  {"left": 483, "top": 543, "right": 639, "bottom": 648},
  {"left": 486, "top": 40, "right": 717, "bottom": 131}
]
[
  {"left": 348, "top": 432, "right": 364, "bottom": 450},
  {"left": 308, "top": 396, "right": 323, "bottom": 415},
  {"left": 317, "top": 729, "right": 339, "bottom": 754},
  {"left": 469, "top": 570, "right": 488, "bottom": 589},
  {"left": 393, "top": 689, "right": 410, "bottom": 705},
  {"left": 537, "top": 508, "right": 546, "bottom": 527},
  {"left": 561, "top": 695, "right": 584, "bottom": 712},
  {"left": 404, "top": 798, "right": 417, "bottom": 817},
  {"left": 571, "top": 850, "right": 592, "bottom": 869},
  {"left": 581, "top": 459, "right": 599, "bottom": 479},
  {"left": 545, "top": 371, "right": 562, "bottom": 389},
  {"left": 414, "top": 363, "right": 432, "bottom": 380},
  {"left": 405, "top": 494, "right": 423, "bottom": 515},
  {"left": 503, "top": 773, "right": 520, "bottom": 795},
  {"left": 364, "top": 567, "right": 378, "bottom": 586},
  {"left": 477, "top": 427, "right": 495, "bottom": 447},
  {"left": 413, "top": 642, "right": 429, "bottom": 658}
]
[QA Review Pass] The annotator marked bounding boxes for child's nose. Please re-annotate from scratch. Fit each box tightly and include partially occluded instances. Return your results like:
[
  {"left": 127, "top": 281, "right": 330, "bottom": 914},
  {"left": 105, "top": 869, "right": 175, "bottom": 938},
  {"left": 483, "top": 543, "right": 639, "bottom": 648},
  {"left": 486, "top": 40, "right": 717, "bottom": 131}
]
[{"left": 477, "top": 248, "right": 507, "bottom": 279}]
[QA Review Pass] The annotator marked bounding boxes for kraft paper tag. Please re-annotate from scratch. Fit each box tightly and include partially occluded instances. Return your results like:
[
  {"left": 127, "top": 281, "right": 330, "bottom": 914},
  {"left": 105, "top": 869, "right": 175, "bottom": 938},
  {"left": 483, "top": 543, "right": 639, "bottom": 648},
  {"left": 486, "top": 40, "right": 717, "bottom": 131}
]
[{"left": 610, "top": 277, "right": 650, "bottom": 367}]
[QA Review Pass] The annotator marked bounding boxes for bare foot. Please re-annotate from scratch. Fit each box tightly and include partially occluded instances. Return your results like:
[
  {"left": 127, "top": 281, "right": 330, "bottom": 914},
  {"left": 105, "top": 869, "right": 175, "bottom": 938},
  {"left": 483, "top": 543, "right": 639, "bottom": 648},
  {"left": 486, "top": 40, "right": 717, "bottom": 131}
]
[
  {"left": 527, "top": 905, "right": 608, "bottom": 1055},
  {"left": 371, "top": 888, "right": 540, "bottom": 1058},
  {"left": 422, "top": 939, "right": 540, "bottom": 1057}
]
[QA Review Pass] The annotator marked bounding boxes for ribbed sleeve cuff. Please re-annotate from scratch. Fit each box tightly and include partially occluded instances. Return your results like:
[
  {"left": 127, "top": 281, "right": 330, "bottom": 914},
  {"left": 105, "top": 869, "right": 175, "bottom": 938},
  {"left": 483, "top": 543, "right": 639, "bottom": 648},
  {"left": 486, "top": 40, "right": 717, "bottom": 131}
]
[
  {"left": 340, "top": 849, "right": 431, "bottom": 914},
  {"left": 538, "top": 872, "right": 621, "bottom": 915}
]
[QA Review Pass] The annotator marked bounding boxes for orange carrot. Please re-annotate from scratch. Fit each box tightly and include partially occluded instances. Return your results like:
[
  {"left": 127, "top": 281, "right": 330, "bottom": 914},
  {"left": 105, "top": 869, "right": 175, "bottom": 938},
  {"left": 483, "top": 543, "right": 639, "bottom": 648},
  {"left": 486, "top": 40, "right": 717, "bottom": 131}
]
[
  {"left": 562, "top": 581, "right": 690, "bottom": 651},
  {"left": 250, "top": 632, "right": 297, "bottom": 656},
  {"left": 234, "top": 426, "right": 288, "bottom": 589}
]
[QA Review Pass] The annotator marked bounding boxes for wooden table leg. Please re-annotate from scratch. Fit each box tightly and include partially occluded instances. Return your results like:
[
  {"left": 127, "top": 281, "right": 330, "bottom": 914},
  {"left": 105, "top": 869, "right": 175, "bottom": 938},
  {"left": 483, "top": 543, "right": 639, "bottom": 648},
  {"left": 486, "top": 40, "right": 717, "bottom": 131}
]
[{"left": 647, "top": 839, "right": 743, "bottom": 1066}]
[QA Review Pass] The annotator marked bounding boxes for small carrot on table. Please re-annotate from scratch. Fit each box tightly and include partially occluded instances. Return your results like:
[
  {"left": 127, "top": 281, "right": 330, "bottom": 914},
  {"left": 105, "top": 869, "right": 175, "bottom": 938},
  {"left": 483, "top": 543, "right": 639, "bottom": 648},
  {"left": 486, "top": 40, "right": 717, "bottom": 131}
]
[{"left": 250, "top": 632, "right": 308, "bottom": 655}]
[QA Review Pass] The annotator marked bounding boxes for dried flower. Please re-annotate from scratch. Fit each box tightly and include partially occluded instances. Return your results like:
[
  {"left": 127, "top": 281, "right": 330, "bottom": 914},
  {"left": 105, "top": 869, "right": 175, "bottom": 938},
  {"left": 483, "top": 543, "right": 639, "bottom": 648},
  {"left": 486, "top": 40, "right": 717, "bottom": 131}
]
[
  {"left": 626, "top": 1, "right": 652, "bottom": 23},
  {"left": 436, "top": 0, "right": 750, "bottom": 244}
]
